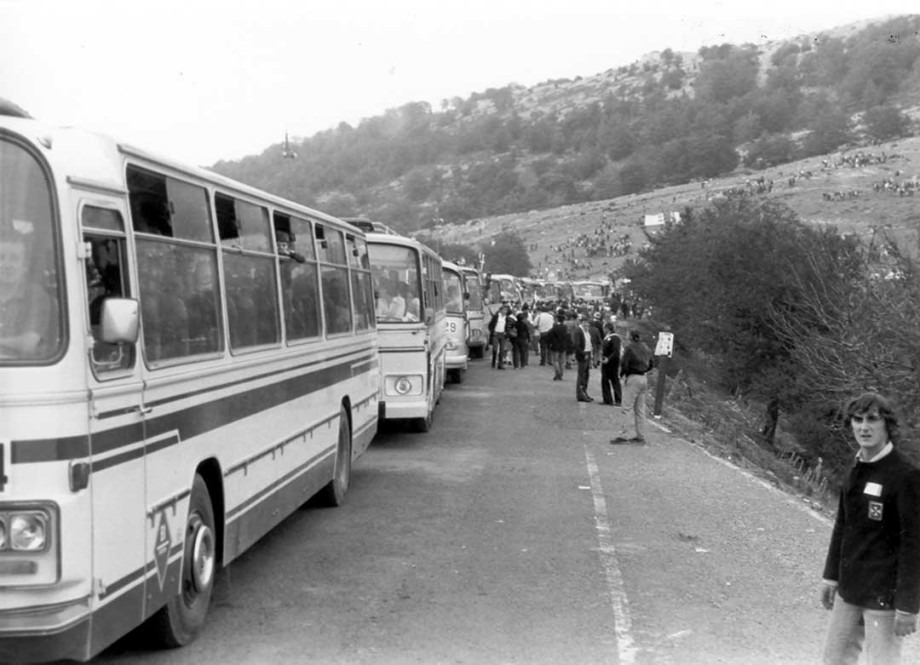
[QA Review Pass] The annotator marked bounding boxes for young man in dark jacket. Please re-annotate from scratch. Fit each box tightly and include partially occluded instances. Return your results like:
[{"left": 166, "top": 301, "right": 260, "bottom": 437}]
[
  {"left": 545, "top": 313, "right": 569, "bottom": 380},
  {"left": 820, "top": 392, "right": 920, "bottom": 663},
  {"left": 572, "top": 314, "right": 594, "bottom": 402},
  {"left": 600, "top": 321, "right": 622, "bottom": 406}
]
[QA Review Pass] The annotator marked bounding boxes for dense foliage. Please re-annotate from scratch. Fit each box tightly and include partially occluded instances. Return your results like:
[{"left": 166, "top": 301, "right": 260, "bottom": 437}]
[
  {"left": 211, "top": 17, "right": 920, "bottom": 234},
  {"left": 622, "top": 198, "right": 920, "bottom": 478}
]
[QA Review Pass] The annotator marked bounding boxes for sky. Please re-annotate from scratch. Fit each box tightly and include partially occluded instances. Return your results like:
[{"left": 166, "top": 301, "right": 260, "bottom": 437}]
[{"left": 1, "top": 0, "right": 917, "bottom": 167}]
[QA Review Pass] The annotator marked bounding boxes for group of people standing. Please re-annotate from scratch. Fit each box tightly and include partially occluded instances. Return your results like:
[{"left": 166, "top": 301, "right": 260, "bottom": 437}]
[{"left": 487, "top": 302, "right": 653, "bottom": 444}]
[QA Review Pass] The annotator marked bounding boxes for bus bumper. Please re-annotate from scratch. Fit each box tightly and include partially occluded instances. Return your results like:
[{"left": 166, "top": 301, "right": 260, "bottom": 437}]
[
  {"left": 445, "top": 353, "right": 468, "bottom": 371},
  {"left": 378, "top": 399, "right": 429, "bottom": 421},
  {"left": 0, "top": 600, "right": 93, "bottom": 663}
]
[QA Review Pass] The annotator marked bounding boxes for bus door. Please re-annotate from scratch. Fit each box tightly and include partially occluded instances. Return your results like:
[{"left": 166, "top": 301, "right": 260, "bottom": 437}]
[{"left": 79, "top": 200, "right": 149, "bottom": 640}]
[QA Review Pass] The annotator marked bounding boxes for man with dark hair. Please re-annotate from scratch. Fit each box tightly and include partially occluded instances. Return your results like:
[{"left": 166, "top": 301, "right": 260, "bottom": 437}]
[
  {"left": 611, "top": 330, "right": 652, "bottom": 444},
  {"left": 545, "top": 312, "right": 569, "bottom": 381},
  {"left": 572, "top": 313, "right": 594, "bottom": 402},
  {"left": 820, "top": 391, "right": 920, "bottom": 663},
  {"left": 600, "top": 321, "right": 622, "bottom": 406}
]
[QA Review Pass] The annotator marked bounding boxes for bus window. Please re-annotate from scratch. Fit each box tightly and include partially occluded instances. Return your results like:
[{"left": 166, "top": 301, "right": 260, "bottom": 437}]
[
  {"left": 129, "top": 168, "right": 223, "bottom": 363},
  {"left": 0, "top": 137, "right": 62, "bottom": 362},
  {"left": 274, "top": 212, "right": 321, "bottom": 342},
  {"left": 347, "top": 234, "right": 375, "bottom": 332},
  {"left": 82, "top": 207, "right": 135, "bottom": 372},
  {"left": 216, "top": 194, "right": 279, "bottom": 349},
  {"left": 316, "top": 224, "right": 353, "bottom": 335}
]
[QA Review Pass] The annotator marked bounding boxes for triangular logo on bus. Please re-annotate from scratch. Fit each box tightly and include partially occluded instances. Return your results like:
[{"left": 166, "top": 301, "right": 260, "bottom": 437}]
[{"left": 154, "top": 511, "right": 172, "bottom": 592}]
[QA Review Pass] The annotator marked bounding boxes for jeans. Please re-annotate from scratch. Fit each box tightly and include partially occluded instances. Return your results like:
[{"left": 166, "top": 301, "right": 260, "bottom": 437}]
[
  {"left": 824, "top": 593, "right": 902, "bottom": 664},
  {"left": 539, "top": 337, "right": 550, "bottom": 365},
  {"left": 512, "top": 338, "right": 529, "bottom": 368},
  {"left": 576, "top": 357, "right": 591, "bottom": 400},
  {"left": 551, "top": 350, "right": 565, "bottom": 379},
  {"left": 622, "top": 373, "right": 648, "bottom": 440},
  {"left": 491, "top": 334, "right": 508, "bottom": 368}
]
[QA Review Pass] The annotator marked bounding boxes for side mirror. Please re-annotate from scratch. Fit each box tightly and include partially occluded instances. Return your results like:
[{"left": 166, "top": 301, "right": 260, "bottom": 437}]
[
  {"left": 424, "top": 307, "right": 435, "bottom": 325},
  {"left": 99, "top": 298, "right": 139, "bottom": 344},
  {"left": 463, "top": 291, "right": 470, "bottom": 300}
]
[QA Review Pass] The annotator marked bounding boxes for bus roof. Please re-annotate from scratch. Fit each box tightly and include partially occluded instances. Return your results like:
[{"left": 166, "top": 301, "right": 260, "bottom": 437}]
[{"left": 0, "top": 115, "right": 356, "bottom": 234}]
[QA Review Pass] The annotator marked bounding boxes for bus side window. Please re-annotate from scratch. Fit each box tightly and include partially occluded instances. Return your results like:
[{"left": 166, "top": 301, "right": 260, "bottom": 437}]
[{"left": 83, "top": 230, "right": 135, "bottom": 372}]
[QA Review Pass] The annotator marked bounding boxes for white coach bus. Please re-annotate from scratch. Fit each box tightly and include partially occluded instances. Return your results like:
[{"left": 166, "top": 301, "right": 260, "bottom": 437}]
[
  {"left": 367, "top": 232, "right": 446, "bottom": 432},
  {"left": 441, "top": 260, "right": 469, "bottom": 383},
  {"left": 0, "top": 110, "right": 379, "bottom": 662}
]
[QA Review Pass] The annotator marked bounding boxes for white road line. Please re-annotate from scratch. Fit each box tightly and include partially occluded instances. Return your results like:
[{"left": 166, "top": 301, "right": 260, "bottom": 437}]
[{"left": 583, "top": 439, "right": 637, "bottom": 664}]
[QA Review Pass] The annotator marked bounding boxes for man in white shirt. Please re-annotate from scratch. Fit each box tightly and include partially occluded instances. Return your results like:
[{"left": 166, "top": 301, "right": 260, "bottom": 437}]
[{"left": 531, "top": 305, "right": 555, "bottom": 366}]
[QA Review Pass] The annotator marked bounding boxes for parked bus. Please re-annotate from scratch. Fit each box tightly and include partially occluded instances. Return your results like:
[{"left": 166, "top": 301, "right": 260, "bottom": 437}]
[
  {"left": 572, "top": 280, "right": 609, "bottom": 305},
  {"left": 485, "top": 273, "right": 520, "bottom": 311},
  {"left": 0, "top": 113, "right": 380, "bottom": 663},
  {"left": 458, "top": 265, "right": 486, "bottom": 359},
  {"left": 367, "top": 232, "right": 446, "bottom": 432},
  {"left": 441, "top": 261, "right": 468, "bottom": 383}
]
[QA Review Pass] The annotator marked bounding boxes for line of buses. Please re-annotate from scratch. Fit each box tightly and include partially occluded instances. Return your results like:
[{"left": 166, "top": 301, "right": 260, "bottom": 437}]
[
  {"left": 0, "top": 112, "right": 492, "bottom": 663},
  {"left": 484, "top": 275, "right": 612, "bottom": 311}
]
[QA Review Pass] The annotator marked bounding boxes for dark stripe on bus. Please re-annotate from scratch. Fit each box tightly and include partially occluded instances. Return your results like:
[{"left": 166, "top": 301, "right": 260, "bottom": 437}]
[
  {"left": 226, "top": 447, "right": 330, "bottom": 521},
  {"left": 11, "top": 352, "right": 375, "bottom": 465}
]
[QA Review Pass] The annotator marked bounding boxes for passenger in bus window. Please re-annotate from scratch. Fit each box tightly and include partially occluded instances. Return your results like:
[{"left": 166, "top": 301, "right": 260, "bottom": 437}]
[
  {"left": 0, "top": 229, "right": 51, "bottom": 357},
  {"left": 375, "top": 280, "right": 397, "bottom": 319},
  {"left": 139, "top": 245, "right": 190, "bottom": 361}
]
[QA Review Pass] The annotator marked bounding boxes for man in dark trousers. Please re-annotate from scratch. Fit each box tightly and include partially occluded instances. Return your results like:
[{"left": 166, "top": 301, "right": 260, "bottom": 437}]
[
  {"left": 820, "top": 392, "right": 920, "bottom": 663},
  {"left": 572, "top": 313, "right": 594, "bottom": 402},
  {"left": 545, "top": 312, "right": 570, "bottom": 381},
  {"left": 600, "top": 321, "right": 622, "bottom": 406}
]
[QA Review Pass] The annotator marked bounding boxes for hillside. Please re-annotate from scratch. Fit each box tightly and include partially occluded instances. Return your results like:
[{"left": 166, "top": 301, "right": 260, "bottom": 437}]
[
  {"left": 422, "top": 134, "right": 920, "bottom": 282},
  {"left": 212, "top": 14, "right": 920, "bottom": 237}
]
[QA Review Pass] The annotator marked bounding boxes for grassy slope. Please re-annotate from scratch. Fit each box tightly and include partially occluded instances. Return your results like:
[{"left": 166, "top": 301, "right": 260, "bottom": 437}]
[{"left": 428, "top": 135, "right": 920, "bottom": 281}]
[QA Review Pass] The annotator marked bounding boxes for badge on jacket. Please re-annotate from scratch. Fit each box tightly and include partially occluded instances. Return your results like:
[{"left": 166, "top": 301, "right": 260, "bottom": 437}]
[{"left": 868, "top": 501, "right": 884, "bottom": 521}]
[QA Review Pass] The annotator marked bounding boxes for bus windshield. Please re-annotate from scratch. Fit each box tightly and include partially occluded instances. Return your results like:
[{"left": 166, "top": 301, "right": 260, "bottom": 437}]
[
  {"left": 444, "top": 270, "right": 464, "bottom": 314},
  {"left": 464, "top": 273, "right": 482, "bottom": 309},
  {"left": 368, "top": 243, "right": 421, "bottom": 322},
  {"left": 0, "top": 137, "right": 63, "bottom": 362}
]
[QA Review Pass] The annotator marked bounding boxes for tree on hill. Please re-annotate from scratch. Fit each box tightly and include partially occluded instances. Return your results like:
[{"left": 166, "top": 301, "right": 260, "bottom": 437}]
[
  {"left": 483, "top": 231, "right": 531, "bottom": 276},
  {"left": 623, "top": 198, "right": 861, "bottom": 447}
]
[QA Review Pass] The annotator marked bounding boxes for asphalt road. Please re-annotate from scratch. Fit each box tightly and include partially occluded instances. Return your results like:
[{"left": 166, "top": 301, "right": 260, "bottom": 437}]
[{"left": 95, "top": 356, "right": 920, "bottom": 664}]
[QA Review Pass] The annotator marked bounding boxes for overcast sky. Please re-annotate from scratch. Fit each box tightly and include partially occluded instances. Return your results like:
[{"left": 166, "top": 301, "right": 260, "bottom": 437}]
[{"left": 1, "top": 0, "right": 917, "bottom": 166}]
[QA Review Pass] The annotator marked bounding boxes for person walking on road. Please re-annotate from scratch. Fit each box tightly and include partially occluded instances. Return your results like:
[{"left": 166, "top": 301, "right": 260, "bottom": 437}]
[
  {"left": 545, "top": 313, "right": 569, "bottom": 381},
  {"left": 573, "top": 314, "right": 594, "bottom": 402},
  {"left": 600, "top": 321, "right": 622, "bottom": 406},
  {"left": 611, "top": 330, "right": 652, "bottom": 443},
  {"left": 532, "top": 305, "right": 555, "bottom": 366},
  {"left": 488, "top": 303, "right": 511, "bottom": 369},
  {"left": 820, "top": 391, "right": 920, "bottom": 664},
  {"left": 511, "top": 308, "right": 530, "bottom": 368}
]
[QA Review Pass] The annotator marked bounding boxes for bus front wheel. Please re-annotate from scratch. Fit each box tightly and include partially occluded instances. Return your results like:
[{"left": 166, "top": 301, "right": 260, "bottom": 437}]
[
  {"left": 149, "top": 474, "right": 216, "bottom": 648},
  {"left": 319, "top": 405, "right": 352, "bottom": 507},
  {"left": 413, "top": 409, "right": 433, "bottom": 433}
]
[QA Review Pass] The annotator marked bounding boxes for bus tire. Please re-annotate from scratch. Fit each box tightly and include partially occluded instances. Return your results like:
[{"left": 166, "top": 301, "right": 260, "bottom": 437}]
[
  {"left": 413, "top": 409, "right": 433, "bottom": 433},
  {"left": 319, "top": 406, "right": 351, "bottom": 507},
  {"left": 149, "top": 474, "right": 216, "bottom": 648}
]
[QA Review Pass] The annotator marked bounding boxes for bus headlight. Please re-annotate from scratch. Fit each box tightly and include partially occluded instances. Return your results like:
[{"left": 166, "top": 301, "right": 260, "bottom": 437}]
[
  {"left": 0, "top": 504, "right": 59, "bottom": 585},
  {"left": 385, "top": 375, "right": 423, "bottom": 396},
  {"left": 10, "top": 512, "right": 48, "bottom": 551}
]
